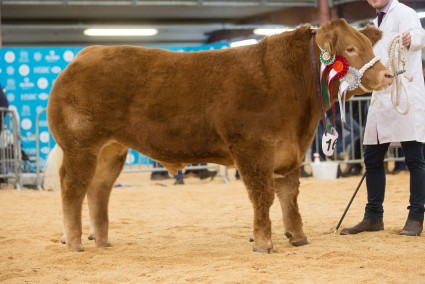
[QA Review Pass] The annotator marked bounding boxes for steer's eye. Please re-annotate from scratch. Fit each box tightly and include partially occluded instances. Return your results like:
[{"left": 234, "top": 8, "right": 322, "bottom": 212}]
[{"left": 347, "top": 47, "right": 355, "bottom": 53}]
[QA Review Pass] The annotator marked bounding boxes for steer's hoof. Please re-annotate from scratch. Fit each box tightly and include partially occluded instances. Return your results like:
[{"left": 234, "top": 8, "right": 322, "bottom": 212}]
[
  {"left": 248, "top": 236, "right": 254, "bottom": 242},
  {"left": 60, "top": 236, "right": 66, "bottom": 244},
  {"left": 289, "top": 238, "right": 309, "bottom": 247},
  {"left": 252, "top": 240, "right": 273, "bottom": 254},
  {"left": 96, "top": 240, "right": 112, "bottom": 248},
  {"left": 284, "top": 231, "right": 309, "bottom": 247},
  {"left": 253, "top": 246, "right": 273, "bottom": 254},
  {"left": 88, "top": 234, "right": 95, "bottom": 241},
  {"left": 68, "top": 244, "right": 84, "bottom": 252}
]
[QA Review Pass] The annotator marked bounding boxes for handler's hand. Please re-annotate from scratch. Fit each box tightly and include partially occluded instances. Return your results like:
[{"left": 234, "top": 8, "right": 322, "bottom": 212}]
[{"left": 401, "top": 32, "right": 411, "bottom": 49}]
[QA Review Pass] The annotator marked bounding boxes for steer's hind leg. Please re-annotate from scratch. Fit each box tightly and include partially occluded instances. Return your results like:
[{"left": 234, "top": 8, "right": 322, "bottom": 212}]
[
  {"left": 87, "top": 143, "right": 128, "bottom": 248},
  {"left": 235, "top": 146, "right": 275, "bottom": 253},
  {"left": 60, "top": 150, "right": 97, "bottom": 252},
  {"left": 275, "top": 169, "right": 308, "bottom": 247}
]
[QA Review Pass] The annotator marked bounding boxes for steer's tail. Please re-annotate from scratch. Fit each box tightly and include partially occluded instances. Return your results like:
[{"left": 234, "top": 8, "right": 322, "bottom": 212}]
[{"left": 44, "top": 145, "right": 63, "bottom": 191}]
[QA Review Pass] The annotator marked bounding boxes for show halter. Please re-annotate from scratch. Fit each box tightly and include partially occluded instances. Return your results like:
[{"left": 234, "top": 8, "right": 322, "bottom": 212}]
[
  {"left": 310, "top": 29, "right": 381, "bottom": 156},
  {"left": 320, "top": 50, "right": 380, "bottom": 125}
]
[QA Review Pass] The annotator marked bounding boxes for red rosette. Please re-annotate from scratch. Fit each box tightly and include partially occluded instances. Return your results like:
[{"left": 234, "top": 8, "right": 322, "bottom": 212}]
[{"left": 331, "top": 55, "right": 349, "bottom": 78}]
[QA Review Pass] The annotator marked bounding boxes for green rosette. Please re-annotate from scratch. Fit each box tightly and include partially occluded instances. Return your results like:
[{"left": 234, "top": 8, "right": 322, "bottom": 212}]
[{"left": 320, "top": 50, "right": 335, "bottom": 65}]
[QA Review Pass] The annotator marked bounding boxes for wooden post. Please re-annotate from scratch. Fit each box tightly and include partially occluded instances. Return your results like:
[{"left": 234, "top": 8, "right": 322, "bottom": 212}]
[{"left": 320, "top": 0, "right": 331, "bottom": 24}]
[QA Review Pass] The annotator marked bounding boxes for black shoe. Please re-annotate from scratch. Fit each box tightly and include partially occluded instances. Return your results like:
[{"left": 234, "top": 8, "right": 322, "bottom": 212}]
[
  {"left": 400, "top": 219, "right": 423, "bottom": 236},
  {"left": 174, "top": 178, "right": 184, "bottom": 185},
  {"left": 199, "top": 170, "right": 217, "bottom": 180},
  {"left": 340, "top": 219, "right": 384, "bottom": 235}
]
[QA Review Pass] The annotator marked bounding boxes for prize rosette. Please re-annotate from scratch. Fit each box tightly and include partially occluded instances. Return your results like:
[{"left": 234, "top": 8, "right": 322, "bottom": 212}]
[
  {"left": 331, "top": 55, "right": 349, "bottom": 78},
  {"left": 342, "top": 67, "right": 362, "bottom": 91},
  {"left": 320, "top": 50, "right": 335, "bottom": 65}
]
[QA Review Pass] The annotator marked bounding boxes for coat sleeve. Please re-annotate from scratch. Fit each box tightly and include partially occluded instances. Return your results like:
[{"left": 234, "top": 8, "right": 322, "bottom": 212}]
[{"left": 399, "top": 7, "right": 425, "bottom": 52}]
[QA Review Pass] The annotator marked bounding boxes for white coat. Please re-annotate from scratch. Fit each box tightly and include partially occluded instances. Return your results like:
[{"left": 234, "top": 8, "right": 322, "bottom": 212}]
[{"left": 363, "top": 0, "right": 425, "bottom": 145}]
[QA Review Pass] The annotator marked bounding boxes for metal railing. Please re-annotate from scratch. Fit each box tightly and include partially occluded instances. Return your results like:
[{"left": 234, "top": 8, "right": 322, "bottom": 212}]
[
  {"left": 305, "top": 95, "right": 405, "bottom": 167},
  {"left": 0, "top": 107, "right": 23, "bottom": 190}
]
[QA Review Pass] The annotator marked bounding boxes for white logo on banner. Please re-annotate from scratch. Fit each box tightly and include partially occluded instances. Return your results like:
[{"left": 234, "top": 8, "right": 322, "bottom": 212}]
[
  {"left": 35, "top": 106, "right": 44, "bottom": 114},
  {"left": 63, "top": 50, "right": 75, "bottom": 62},
  {"left": 34, "top": 66, "right": 50, "bottom": 74},
  {"left": 33, "top": 52, "right": 42, "bottom": 61},
  {"left": 19, "top": 64, "right": 30, "bottom": 76},
  {"left": 39, "top": 131, "right": 50, "bottom": 143},
  {"left": 20, "top": 78, "right": 35, "bottom": 89},
  {"left": 45, "top": 50, "right": 60, "bottom": 62},
  {"left": 5, "top": 51, "right": 16, "bottom": 63},
  {"left": 21, "top": 118, "right": 32, "bottom": 130},
  {"left": 41, "top": 147, "right": 50, "bottom": 154},
  {"left": 21, "top": 105, "right": 31, "bottom": 116},
  {"left": 19, "top": 51, "right": 29, "bottom": 63},
  {"left": 6, "top": 66, "right": 15, "bottom": 75},
  {"left": 7, "top": 93, "right": 15, "bottom": 102},
  {"left": 38, "top": 93, "right": 49, "bottom": 100},
  {"left": 37, "top": 78, "right": 49, "bottom": 90},
  {"left": 51, "top": 66, "right": 62, "bottom": 74},
  {"left": 21, "top": 93, "right": 37, "bottom": 101},
  {"left": 38, "top": 120, "right": 48, "bottom": 128},
  {"left": 6, "top": 79, "right": 16, "bottom": 90}
]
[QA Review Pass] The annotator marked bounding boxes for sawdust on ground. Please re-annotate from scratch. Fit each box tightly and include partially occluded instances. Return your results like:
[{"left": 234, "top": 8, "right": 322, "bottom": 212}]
[{"left": 1, "top": 169, "right": 424, "bottom": 283}]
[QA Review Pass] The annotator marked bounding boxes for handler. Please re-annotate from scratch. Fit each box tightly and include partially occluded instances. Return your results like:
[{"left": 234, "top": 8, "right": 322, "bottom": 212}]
[{"left": 341, "top": 0, "right": 425, "bottom": 236}]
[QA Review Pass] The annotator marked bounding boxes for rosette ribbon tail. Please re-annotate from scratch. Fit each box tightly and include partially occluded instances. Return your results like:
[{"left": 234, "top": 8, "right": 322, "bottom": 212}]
[{"left": 338, "top": 81, "right": 350, "bottom": 125}]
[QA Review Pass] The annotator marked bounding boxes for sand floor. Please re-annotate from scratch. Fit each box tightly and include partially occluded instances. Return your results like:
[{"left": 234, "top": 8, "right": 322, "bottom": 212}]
[{"left": 1, "top": 169, "right": 424, "bottom": 283}]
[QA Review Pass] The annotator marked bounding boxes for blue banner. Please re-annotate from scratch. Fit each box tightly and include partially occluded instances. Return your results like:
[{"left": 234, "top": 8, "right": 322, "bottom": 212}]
[{"left": 0, "top": 42, "right": 229, "bottom": 170}]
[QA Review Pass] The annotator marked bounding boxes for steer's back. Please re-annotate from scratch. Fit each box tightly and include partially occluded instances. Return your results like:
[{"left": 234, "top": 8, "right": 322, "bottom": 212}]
[{"left": 48, "top": 45, "right": 269, "bottom": 164}]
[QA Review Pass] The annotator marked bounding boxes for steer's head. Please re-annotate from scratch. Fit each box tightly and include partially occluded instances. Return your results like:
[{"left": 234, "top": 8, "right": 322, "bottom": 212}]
[{"left": 316, "top": 18, "right": 392, "bottom": 99}]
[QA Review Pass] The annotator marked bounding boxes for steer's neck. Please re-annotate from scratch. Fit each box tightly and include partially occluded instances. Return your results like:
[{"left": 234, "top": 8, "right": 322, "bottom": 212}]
[{"left": 261, "top": 26, "right": 326, "bottom": 153}]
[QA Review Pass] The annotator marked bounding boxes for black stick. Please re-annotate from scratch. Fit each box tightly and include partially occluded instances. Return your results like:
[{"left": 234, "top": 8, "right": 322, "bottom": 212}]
[{"left": 332, "top": 172, "right": 367, "bottom": 234}]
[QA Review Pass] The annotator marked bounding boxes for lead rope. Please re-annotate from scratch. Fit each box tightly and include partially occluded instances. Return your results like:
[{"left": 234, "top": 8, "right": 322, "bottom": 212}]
[{"left": 387, "top": 35, "right": 412, "bottom": 115}]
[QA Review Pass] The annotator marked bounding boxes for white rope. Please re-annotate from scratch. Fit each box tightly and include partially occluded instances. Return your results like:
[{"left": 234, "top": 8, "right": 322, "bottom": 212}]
[
  {"left": 387, "top": 35, "right": 412, "bottom": 115},
  {"left": 359, "top": 57, "right": 380, "bottom": 76}
]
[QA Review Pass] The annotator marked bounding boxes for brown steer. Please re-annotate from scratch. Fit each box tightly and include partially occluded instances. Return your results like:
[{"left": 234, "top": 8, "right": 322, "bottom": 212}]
[{"left": 47, "top": 19, "right": 392, "bottom": 253}]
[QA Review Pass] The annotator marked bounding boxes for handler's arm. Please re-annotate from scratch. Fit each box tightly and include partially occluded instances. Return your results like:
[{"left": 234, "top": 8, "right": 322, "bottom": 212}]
[{"left": 400, "top": 8, "right": 425, "bottom": 51}]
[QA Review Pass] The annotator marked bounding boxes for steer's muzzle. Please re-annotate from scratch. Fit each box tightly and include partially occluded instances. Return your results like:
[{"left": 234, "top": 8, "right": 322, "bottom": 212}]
[
  {"left": 383, "top": 72, "right": 394, "bottom": 88},
  {"left": 370, "top": 68, "right": 393, "bottom": 91}
]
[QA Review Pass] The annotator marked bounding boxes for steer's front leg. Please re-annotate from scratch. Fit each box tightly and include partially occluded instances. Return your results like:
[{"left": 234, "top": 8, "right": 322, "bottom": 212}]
[{"left": 275, "top": 169, "right": 308, "bottom": 247}]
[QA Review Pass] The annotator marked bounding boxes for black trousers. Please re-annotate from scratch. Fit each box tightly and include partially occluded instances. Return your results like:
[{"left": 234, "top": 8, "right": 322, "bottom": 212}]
[{"left": 364, "top": 141, "right": 425, "bottom": 221}]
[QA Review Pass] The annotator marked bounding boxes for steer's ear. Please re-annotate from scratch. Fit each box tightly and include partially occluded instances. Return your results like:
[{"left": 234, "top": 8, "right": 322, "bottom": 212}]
[
  {"left": 359, "top": 25, "right": 383, "bottom": 46},
  {"left": 316, "top": 21, "right": 337, "bottom": 54}
]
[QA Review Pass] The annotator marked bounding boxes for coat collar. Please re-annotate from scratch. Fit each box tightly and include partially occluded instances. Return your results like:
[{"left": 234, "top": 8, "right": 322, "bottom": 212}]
[{"left": 373, "top": 0, "right": 399, "bottom": 27}]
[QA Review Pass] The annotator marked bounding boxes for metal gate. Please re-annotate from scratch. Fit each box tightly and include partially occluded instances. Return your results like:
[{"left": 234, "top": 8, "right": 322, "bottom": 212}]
[{"left": 0, "top": 107, "right": 22, "bottom": 189}]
